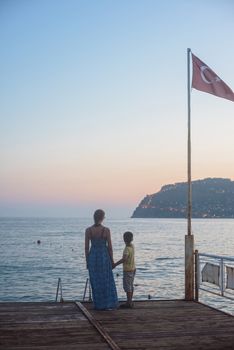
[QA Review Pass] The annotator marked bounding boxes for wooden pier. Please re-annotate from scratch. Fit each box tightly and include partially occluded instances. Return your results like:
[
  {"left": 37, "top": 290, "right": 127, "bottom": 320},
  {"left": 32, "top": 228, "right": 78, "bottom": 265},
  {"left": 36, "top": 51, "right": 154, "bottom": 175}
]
[{"left": 0, "top": 300, "right": 234, "bottom": 350}]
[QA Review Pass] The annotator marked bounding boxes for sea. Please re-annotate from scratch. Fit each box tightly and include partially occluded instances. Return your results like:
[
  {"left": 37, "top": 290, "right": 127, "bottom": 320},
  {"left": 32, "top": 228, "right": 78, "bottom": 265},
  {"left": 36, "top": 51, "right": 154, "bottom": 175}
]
[{"left": 1, "top": 217, "right": 234, "bottom": 315}]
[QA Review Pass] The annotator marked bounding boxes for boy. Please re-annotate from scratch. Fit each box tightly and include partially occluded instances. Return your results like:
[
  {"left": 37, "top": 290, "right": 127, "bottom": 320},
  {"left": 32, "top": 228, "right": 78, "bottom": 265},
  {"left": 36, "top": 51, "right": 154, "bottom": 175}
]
[{"left": 114, "top": 231, "right": 136, "bottom": 308}]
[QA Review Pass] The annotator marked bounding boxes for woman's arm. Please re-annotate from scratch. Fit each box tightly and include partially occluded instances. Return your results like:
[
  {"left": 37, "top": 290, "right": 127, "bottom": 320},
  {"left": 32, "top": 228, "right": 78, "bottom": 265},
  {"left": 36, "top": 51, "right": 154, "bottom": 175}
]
[
  {"left": 85, "top": 228, "right": 90, "bottom": 269},
  {"left": 106, "top": 228, "right": 114, "bottom": 265}
]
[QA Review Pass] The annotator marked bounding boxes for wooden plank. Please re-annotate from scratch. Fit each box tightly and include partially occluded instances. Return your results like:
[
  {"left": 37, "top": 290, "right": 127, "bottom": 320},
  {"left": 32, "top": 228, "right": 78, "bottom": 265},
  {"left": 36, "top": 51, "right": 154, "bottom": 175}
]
[
  {"left": 75, "top": 302, "right": 120, "bottom": 350},
  {"left": 86, "top": 300, "right": 234, "bottom": 349},
  {"left": 1, "top": 345, "right": 109, "bottom": 350},
  {"left": 1, "top": 300, "right": 234, "bottom": 350},
  {"left": 0, "top": 302, "right": 111, "bottom": 350}
]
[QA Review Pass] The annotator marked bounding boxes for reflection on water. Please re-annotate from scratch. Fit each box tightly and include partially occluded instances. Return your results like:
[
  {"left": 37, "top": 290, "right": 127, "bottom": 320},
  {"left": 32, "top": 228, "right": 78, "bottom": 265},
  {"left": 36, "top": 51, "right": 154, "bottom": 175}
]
[{"left": 0, "top": 217, "right": 234, "bottom": 315}]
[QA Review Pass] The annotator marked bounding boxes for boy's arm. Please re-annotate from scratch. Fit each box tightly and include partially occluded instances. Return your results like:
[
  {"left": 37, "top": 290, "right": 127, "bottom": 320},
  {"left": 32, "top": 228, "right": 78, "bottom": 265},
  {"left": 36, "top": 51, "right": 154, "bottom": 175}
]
[{"left": 113, "top": 250, "right": 128, "bottom": 268}]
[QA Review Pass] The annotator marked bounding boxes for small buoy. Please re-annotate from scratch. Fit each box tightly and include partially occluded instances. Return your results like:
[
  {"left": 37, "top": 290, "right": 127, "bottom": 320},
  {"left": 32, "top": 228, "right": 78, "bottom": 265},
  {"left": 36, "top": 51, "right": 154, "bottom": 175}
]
[{"left": 37, "top": 240, "right": 41, "bottom": 244}]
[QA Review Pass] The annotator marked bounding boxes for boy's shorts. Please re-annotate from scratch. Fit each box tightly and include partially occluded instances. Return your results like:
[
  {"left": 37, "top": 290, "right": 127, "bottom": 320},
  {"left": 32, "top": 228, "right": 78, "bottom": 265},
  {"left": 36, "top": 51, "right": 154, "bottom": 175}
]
[{"left": 123, "top": 270, "right": 136, "bottom": 293}]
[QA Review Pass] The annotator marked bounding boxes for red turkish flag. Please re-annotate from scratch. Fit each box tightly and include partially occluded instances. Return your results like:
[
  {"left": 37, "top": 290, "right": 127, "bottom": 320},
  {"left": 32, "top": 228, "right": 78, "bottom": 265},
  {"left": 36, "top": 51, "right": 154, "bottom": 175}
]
[{"left": 192, "top": 53, "right": 234, "bottom": 102}]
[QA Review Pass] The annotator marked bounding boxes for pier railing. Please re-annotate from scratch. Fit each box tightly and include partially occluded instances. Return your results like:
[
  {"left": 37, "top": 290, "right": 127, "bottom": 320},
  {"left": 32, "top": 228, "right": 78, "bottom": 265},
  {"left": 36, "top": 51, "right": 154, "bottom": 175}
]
[
  {"left": 55, "top": 277, "right": 92, "bottom": 302},
  {"left": 55, "top": 278, "right": 63, "bottom": 302},
  {"left": 83, "top": 278, "right": 92, "bottom": 302},
  {"left": 195, "top": 251, "right": 234, "bottom": 302}
]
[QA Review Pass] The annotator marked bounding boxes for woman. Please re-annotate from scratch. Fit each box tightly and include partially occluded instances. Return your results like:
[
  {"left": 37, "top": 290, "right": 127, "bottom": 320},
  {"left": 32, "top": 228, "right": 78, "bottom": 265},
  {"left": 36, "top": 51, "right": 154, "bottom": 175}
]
[{"left": 85, "top": 209, "right": 118, "bottom": 310}]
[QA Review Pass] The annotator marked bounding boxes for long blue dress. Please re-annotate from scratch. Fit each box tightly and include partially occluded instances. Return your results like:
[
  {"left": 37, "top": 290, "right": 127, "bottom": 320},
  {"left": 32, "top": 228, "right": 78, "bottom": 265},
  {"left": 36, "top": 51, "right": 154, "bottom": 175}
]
[{"left": 88, "top": 230, "right": 118, "bottom": 310}]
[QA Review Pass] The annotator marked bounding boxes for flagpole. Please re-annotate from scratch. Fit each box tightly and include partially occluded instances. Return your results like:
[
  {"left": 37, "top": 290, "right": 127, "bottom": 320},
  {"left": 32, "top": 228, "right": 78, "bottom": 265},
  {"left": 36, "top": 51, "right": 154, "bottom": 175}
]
[
  {"left": 187, "top": 48, "right": 192, "bottom": 236},
  {"left": 185, "top": 48, "right": 194, "bottom": 301}
]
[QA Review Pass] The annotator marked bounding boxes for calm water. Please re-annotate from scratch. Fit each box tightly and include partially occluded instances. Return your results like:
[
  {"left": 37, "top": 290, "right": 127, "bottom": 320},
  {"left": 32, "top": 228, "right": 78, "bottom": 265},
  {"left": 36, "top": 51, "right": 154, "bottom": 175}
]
[{"left": 1, "top": 217, "right": 234, "bottom": 315}]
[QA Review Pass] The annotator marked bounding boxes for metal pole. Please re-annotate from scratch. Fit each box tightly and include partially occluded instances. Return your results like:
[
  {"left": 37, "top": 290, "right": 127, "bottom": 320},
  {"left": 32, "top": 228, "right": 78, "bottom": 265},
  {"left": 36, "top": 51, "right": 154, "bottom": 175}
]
[
  {"left": 60, "top": 279, "right": 63, "bottom": 302},
  {"left": 220, "top": 258, "right": 224, "bottom": 296},
  {"left": 88, "top": 278, "right": 92, "bottom": 301},
  {"left": 195, "top": 250, "right": 199, "bottom": 301},
  {"left": 83, "top": 278, "right": 89, "bottom": 301},
  {"left": 187, "top": 47, "right": 192, "bottom": 237},
  {"left": 55, "top": 278, "right": 60, "bottom": 302},
  {"left": 185, "top": 48, "right": 194, "bottom": 301},
  {"left": 197, "top": 252, "right": 200, "bottom": 291}
]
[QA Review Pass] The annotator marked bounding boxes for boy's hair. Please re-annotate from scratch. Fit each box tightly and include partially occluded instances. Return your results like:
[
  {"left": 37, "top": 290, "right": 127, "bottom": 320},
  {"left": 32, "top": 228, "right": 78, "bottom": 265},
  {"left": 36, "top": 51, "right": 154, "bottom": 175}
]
[{"left": 123, "top": 231, "right": 133, "bottom": 244}]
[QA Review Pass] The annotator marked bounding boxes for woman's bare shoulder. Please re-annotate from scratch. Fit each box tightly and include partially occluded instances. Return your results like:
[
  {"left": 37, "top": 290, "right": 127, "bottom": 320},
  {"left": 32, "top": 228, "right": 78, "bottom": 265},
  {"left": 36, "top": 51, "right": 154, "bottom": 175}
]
[
  {"left": 103, "top": 226, "right": 111, "bottom": 236},
  {"left": 85, "top": 226, "right": 93, "bottom": 235}
]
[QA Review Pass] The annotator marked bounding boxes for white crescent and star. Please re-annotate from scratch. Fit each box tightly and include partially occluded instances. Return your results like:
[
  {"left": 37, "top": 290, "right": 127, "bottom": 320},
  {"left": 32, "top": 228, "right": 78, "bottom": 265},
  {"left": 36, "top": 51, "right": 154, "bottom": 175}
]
[{"left": 200, "top": 65, "right": 221, "bottom": 84}]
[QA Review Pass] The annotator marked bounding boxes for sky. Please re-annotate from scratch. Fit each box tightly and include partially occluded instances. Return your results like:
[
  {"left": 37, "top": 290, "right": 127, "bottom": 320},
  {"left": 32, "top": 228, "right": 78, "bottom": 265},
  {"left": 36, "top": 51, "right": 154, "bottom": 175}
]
[{"left": 1, "top": 0, "right": 234, "bottom": 218}]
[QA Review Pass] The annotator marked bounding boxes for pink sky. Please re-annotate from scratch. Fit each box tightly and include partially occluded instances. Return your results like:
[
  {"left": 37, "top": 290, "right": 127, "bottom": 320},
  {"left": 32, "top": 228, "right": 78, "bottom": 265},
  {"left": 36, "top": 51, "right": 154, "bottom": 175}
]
[{"left": 1, "top": 1, "right": 234, "bottom": 217}]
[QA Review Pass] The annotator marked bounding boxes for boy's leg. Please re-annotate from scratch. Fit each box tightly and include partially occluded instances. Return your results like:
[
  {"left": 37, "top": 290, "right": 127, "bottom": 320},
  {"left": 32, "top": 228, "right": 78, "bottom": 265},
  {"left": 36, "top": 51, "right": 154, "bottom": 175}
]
[
  {"left": 127, "top": 291, "right": 133, "bottom": 305},
  {"left": 126, "top": 271, "right": 135, "bottom": 306},
  {"left": 128, "top": 270, "right": 136, "bottom": 306},
  {"left": 121, "top": 272, "right": 132, "bottom": 308}
]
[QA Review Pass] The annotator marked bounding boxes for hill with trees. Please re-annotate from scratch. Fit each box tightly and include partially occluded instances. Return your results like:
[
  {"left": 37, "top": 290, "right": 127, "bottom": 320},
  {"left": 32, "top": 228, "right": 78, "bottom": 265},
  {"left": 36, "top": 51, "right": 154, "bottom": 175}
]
[{"left": 131, "top": 178, "right": 234, "bottom": 218}]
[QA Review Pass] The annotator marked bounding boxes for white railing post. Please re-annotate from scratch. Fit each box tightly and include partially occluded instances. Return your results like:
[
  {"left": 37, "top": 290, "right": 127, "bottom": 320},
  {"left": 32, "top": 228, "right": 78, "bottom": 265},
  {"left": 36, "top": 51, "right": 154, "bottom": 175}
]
[
  {"left": 195, "top": 250, "right": 199, "bottom": 301},
  {"left": 195, "top": 253, "right": 234, "bottom": 301},
  {"left": 220, "top": 258, "right": 224, "bottom": 297},
  {"left": 197, "top": 254, "right": 200, "bottom": 290}
]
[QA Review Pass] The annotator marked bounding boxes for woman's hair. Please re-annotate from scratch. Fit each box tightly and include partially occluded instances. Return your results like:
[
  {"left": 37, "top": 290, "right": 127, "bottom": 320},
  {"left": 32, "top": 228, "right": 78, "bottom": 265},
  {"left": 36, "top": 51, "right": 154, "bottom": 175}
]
[
  {"left": 93, "top": 209, "right": 105, "bottom": 225},
  {"left": 123, "top": 231, "right": 133, "bottom": 243}
]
